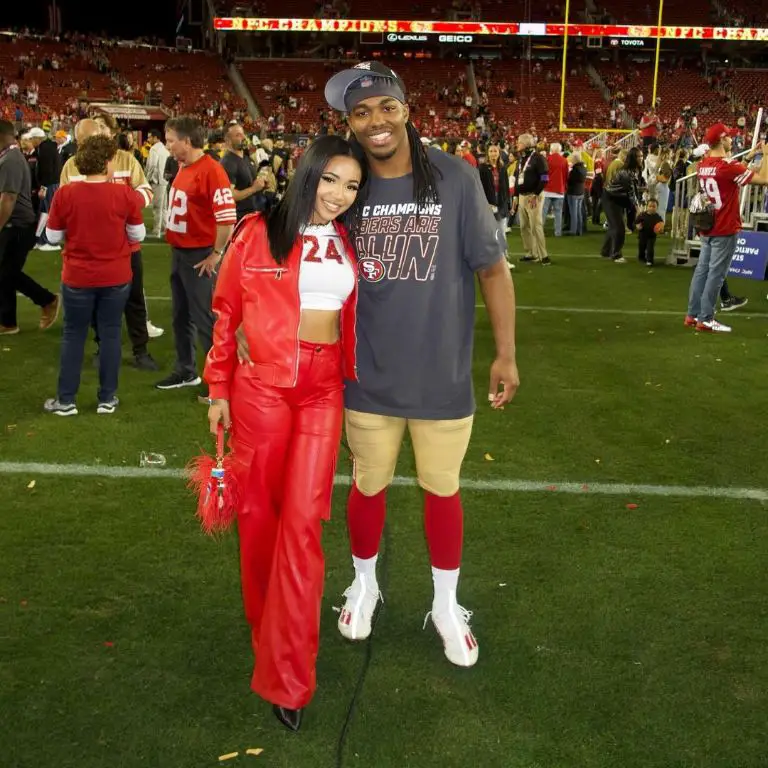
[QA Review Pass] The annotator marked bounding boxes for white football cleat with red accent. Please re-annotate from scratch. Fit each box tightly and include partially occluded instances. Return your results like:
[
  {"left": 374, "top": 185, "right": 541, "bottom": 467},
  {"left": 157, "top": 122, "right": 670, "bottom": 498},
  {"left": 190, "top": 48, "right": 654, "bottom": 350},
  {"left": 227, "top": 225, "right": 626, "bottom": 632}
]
[
  {"left": 338, "top": 574, "right": 381, "bottom": 641},
  {"left": 425, "top": 595, "right": 479, "bottom": 667}
]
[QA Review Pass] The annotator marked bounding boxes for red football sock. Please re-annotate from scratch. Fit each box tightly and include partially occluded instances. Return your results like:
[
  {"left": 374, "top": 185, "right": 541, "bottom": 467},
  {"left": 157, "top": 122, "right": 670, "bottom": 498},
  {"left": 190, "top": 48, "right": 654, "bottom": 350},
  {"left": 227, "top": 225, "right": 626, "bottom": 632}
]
[
  {"left": 424, "top": 492, "right": 464, "bottom": 570},
  {"left": 346, "top": 485, "right": 387, "bottom": 559}
]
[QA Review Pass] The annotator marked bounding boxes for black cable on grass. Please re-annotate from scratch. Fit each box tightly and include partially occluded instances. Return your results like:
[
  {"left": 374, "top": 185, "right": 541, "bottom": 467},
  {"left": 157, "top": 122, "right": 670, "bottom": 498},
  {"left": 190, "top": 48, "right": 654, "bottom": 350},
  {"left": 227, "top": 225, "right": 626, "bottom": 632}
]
[{"left": 335, "top": 440, "right": 390, "bottom": 768}]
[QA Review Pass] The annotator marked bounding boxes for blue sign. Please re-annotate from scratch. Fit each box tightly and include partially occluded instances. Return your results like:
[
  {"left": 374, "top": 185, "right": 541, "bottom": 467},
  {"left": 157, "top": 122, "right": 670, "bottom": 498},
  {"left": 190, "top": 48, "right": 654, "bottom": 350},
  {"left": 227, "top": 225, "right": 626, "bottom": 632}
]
[{"left": 728, "top": 231, "right": 768, "bottom": 280}]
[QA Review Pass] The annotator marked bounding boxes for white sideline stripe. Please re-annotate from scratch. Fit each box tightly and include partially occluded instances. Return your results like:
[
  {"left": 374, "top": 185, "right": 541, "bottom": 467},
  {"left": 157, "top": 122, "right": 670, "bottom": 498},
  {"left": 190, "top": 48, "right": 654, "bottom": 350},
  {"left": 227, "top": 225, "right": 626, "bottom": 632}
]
[
  {"left": 0, "top": 461, "right": 766, "bottom": 501},
  {"left": 143, "top": 296, "right": 768, "bottom": 319}
]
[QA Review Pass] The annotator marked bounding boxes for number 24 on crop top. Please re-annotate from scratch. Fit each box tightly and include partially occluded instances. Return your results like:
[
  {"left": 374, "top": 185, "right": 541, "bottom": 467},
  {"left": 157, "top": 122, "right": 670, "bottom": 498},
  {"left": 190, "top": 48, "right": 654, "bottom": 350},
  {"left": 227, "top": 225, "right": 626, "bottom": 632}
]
[{"left": 298, "top": 222, "right": 355, "bottom": 310}]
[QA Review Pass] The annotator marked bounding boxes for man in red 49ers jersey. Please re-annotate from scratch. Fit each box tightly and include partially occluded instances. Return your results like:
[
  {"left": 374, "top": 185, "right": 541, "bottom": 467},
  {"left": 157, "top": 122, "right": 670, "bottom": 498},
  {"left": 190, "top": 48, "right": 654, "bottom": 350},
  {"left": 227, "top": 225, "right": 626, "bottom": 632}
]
[
  {"left": 156, "top": 117, "right": 236, "bottom": 394},
  {"left": 685, "top": 123, "right": 768, "bottom": 333}
]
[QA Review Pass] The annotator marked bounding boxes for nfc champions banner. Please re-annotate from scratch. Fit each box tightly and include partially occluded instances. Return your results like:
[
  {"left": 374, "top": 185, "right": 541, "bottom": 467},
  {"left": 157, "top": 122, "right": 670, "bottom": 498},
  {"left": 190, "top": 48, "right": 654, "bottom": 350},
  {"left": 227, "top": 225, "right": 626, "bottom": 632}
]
[{"left": 728, "top": 231, "right": 768, "bottom": 280}]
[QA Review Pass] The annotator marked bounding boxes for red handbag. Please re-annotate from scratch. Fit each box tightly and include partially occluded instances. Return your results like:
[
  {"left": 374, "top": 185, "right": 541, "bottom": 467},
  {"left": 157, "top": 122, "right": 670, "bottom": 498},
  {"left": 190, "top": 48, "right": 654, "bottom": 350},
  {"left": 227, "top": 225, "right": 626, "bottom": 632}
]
[{"left": 186, "top": 425, "right": 240, "bottom": 535}]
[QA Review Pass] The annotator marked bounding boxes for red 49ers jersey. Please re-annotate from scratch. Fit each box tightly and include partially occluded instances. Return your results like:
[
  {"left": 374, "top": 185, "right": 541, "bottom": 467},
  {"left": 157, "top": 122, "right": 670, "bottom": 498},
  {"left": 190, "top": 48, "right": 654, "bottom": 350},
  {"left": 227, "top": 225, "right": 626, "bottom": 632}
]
[
  {"left": 166, "top": 154, "right": 237, "bottom": 248},
  {"left": 696, "top": 156, "right": 754, "bottom": 237}
]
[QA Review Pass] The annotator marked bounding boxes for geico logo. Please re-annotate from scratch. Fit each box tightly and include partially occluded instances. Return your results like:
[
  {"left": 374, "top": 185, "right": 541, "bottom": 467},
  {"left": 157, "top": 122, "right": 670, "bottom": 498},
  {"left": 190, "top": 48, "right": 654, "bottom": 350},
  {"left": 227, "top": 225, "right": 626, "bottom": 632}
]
[{"left": 439, "top": 34, "right": 473, "bottom": 42}]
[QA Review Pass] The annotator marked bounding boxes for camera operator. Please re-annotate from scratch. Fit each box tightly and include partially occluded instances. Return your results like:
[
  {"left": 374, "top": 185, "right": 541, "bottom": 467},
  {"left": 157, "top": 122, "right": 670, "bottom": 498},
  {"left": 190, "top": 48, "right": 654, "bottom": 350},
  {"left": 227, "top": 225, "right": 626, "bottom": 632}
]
[{"left": 675, "top": 106, "right": 698, "bottom": 149}]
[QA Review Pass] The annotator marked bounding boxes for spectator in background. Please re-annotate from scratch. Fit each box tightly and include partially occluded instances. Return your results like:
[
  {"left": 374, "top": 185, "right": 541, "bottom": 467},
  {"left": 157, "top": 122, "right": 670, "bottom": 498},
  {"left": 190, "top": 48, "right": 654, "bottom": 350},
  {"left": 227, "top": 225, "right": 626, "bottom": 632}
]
[
  {"left": 685, "top": 125, "right": 768, "bottom": 333},
  {"left": 635, "top": 198, "right": 663, "bottom": 266},
  {"left": 26, "top": 126, "right": 61, "bottom": 251},
  {"left": 0, "top": 120, "right": 59, "bottom": 335},
  {"left": 156, "top": 116, "right": 236, "bottom": 398},
  {"left": 638, "top": 110, "right": 659, "bottom": 152},
  {"left": 566, "top": 151, "right": 587, "bottom": 236},
  {"left": 514, "top": 133, "right": 550, "bottom": 265},
  {"left": 220, "top": 123, "right": 268, "bottom": 220},
  {"left": 601, "top": 146, "right": 642, "bottom": 263},
  {"left": 205, "top": 131, "right": 225, "bottom": 159},
  {"left": 591, "top": 149, "right": 605, "bottom": 225},
  {"left": 542, "top": 142, "right": 568, "bottom": 237},
  {"left": 43, "top": 135, "right": 146, "bottom": 416},
  {"left": 479, "top": 142, "right": 510, "bottom": 232},
  {"left": 61, "top": 115, "right": 161, "bottom": 367},
  {"left": 145, "top": 129, "right": 170, "bottom": 239}
]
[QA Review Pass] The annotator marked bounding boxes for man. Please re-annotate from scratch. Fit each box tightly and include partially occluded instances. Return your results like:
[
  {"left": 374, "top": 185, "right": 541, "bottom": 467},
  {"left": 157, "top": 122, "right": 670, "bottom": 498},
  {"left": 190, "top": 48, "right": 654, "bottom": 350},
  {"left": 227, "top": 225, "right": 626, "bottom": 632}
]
[
  {"left": 542, "top": 142, "right": 568, "bottom": 237},
  {"left": 514, "top": 133, "right": 550, "bottom": 265},
  {"left": 145, "top": 129, "right": 170, "bottom": 238},
  {"left": 220, "top": 123, "right": 268, "bottom": 221},
  {"left": 204, "top": 131, "right": 225, "bottom": 159},
  {"left": 0, "top": 120, "right": 59, "bottom": 335},
  {"left": 685, "top": 123, "right": 768, "bottom": 333},
  {"left": 638, "top": 110, "right": 660, "bottom": 152},
  {"left": 25, "top": 126, "right": 61, "bottom": 251},
  {"left": 323, "top": 62, "right": 519, "bottom": 666},
  {"left": 156, "top": 116, "right": 236, "bottom": 395},
  {"left": 61, "top": 117, "right": 162, "bottom": 363}
]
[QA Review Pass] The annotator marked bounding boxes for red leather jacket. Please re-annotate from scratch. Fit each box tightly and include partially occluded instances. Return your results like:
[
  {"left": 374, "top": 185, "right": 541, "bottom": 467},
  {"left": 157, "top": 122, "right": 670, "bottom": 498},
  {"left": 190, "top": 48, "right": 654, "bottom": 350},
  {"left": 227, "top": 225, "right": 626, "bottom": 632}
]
[{"left": 205, "top": 213, "right": 358, "bottom": 400}]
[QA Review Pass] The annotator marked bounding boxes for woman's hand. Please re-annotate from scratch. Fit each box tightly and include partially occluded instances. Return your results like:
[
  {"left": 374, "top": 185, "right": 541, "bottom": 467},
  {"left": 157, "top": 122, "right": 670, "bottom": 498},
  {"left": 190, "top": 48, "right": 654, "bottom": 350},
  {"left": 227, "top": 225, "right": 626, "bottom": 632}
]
[{"left": 208, "top": 399, "right": 231, "bottom": 435}]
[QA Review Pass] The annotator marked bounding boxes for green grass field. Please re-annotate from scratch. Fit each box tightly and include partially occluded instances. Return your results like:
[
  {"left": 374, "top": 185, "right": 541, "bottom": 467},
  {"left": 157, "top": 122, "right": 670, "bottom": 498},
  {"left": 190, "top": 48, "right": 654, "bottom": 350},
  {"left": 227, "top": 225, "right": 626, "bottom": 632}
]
[{"left": 2, "top": 226, "right": 768, "bottom": 768}]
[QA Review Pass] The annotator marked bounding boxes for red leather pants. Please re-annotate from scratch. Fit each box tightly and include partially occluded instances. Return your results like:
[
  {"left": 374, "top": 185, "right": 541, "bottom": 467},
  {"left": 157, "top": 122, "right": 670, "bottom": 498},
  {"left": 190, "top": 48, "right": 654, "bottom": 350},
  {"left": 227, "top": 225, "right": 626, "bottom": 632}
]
[{"left": 229, "top": 340, "right": 343, "bottom": 709}]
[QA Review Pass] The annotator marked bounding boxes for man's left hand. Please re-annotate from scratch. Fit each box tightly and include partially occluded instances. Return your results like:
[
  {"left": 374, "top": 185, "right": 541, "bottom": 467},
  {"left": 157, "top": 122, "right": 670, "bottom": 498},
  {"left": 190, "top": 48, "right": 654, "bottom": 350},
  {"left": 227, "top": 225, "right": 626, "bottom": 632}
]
[
  {"left": 194, "top": 251, "right": 221, "bottom": 277},
  {"left": 488, "top": 356, "right": 520, "bottom": 409}
]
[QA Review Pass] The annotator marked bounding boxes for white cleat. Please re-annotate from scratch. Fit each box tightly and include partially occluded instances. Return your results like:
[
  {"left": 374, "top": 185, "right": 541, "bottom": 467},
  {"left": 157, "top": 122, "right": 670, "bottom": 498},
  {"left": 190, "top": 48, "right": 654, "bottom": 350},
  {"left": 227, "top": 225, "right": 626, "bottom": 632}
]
[
  {"left": 147, "top": 321, "right": 164, "bottom": 338},
  {"left": 338, "top": 574, "right": 381, "bottom": 641},
  {"left": 425, "top": 596, "right": 479, "bottom": 667},
  {"left": 38, "top": 243, "right": 61, "bottom": 251}
]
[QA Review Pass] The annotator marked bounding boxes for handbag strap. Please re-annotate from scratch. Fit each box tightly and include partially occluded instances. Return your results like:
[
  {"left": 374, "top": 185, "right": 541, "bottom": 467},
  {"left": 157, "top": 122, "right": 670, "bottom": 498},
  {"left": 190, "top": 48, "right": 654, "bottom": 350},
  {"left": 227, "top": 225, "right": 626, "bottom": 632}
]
[{"left": 216, "top": 424, "right": 225, "bottom": 460}]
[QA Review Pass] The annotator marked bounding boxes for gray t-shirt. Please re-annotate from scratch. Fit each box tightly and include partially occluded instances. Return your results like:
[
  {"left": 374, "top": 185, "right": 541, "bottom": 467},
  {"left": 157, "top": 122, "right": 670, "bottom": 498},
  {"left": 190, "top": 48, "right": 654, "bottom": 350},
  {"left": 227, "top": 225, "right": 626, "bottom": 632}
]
[
  {"left": 346, "top": 147, "right": 505, "bottom": 419},
  {"left": 0, "top": 146, "right": 35, "bottom": 227}
]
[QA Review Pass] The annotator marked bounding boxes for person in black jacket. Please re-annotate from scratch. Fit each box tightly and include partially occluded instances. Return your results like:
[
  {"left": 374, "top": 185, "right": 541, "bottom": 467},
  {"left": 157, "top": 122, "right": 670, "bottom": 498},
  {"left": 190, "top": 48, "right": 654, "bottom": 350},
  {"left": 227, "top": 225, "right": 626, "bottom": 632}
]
[
  {"left": 26, "top": 127, "right": 61, "bottom": 250},
  {"left": 566, "top": 152, "right": 587, "bottom": 235},
  {"left": 601, "top": 146, "right": 642, "bottom": 263},
  {"left": 514, "top": 133, "right": 550, "bottom": 265},
  {"left": 479, "top": 142, "right": 511, "bottom": 240}
]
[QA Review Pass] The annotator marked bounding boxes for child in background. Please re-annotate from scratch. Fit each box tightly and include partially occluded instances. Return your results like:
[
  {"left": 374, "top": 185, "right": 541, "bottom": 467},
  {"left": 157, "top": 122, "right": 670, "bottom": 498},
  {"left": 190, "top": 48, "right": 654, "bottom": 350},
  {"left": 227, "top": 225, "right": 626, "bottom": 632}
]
[
  {"left": 636, "top": 198, "right": 664, "bottom": 267},
  {"left": 43, "top": 135, "right": 146, "bottom": 416}
]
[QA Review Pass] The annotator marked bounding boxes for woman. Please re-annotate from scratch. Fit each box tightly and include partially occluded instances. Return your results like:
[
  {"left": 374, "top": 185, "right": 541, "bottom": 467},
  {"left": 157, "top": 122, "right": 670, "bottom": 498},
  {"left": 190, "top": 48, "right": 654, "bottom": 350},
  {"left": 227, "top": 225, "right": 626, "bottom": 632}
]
[
  {"left": 591, "top": 148, "right": 605, "bottom": 225},
  {"left": 566, "top": 151, "right": 587, "bottom": 235},
  {"left": 655, "top": 149, "right": 674, "bottom": 221},
  {"left": 204, "top": 135, "right": 364, "bottom": 733},
  {"left": 479, "top": 142, "right": 511, "bottom": 234},
  {"left": 601, "top": 146, "right": 642, "bottom": 263},
  {"left": 43, "top": 134, "right": 145, "bottom": 415}
]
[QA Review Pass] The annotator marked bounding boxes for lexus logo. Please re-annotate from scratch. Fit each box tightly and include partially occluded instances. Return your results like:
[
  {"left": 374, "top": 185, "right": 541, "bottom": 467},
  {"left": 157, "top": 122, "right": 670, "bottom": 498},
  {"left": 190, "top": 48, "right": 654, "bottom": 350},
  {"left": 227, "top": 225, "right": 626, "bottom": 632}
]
[{"left": 387, "top": 33, "right": 397, "bottom": 42}]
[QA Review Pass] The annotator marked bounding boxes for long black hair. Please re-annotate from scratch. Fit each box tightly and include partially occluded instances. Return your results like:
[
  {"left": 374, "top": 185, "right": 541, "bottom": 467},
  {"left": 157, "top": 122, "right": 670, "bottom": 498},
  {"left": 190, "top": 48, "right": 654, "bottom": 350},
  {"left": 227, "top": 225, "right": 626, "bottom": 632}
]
[
  {"left": 266, "top": 135, "right": 366, "bottom": 264},
  {"left": 625, "top": 146, "right": 643, "bottom": 173},
  {"left": 344, "top": 121, "right": 442, "bottom": 235}
]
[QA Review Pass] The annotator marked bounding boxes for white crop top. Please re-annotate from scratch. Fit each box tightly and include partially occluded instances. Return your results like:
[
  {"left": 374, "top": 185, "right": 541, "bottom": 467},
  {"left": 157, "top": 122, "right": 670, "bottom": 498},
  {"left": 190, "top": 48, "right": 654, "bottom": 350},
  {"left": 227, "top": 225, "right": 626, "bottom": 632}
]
[{"left": 298, "top": 222, "right": 355, "bottom": 311}]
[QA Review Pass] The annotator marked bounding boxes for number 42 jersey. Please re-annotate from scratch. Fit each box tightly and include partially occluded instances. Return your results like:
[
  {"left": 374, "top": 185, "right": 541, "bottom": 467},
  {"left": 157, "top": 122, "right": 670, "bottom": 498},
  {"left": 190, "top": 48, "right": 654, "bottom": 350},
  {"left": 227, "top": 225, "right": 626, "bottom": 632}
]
[{"left": 166, "top": 154, "right": 237, "bottom": 249}]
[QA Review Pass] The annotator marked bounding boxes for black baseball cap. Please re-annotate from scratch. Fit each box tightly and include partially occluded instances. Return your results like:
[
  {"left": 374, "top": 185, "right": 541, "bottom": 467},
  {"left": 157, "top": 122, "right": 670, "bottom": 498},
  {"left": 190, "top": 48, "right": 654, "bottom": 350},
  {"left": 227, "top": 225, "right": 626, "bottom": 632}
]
[{"left": 325, "top": 62, "right": 407, "bottom": 113}]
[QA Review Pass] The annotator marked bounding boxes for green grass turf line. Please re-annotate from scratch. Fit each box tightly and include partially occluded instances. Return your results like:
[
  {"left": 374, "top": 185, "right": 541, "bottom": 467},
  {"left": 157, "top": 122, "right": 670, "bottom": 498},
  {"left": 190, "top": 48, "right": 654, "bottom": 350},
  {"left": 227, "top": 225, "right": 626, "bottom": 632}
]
[{"left": 2, "top": 228, "right": 768, "bottom": 767}]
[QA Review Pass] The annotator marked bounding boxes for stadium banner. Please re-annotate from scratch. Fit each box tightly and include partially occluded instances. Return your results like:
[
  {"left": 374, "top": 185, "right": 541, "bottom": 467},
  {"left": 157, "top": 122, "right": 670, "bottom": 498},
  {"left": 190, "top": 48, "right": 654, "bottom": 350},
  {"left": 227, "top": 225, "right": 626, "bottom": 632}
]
[
  {"left": 89, "top": 103, "right": 171, "bottom": 122},
  {"left": 213, "top": 17, "right": 768, "bottom": 41},
  {"left": 728, "top": 231, "right": 768, "bottom": 280}
]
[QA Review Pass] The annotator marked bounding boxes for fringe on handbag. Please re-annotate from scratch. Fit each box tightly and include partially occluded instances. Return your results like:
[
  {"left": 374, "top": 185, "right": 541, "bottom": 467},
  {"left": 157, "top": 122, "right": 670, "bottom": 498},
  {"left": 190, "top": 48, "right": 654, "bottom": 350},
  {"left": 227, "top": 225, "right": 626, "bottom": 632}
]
[{"left": 186, "top": 425, "right": 240, "bottom": 535}]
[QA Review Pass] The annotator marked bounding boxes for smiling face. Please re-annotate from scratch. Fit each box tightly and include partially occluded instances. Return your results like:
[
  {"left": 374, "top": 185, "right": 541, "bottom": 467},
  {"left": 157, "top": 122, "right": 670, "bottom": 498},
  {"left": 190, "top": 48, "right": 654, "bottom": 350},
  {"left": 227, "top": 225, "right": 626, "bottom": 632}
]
[
  {"left": 311, "top": 155, "right": 362, "bottom": 225},
  {"left": 487, "top": 144, "right": 500, "bottom": 165},
  {"left": 346, "top": 96, "right": 410, "bottom": 162}
]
